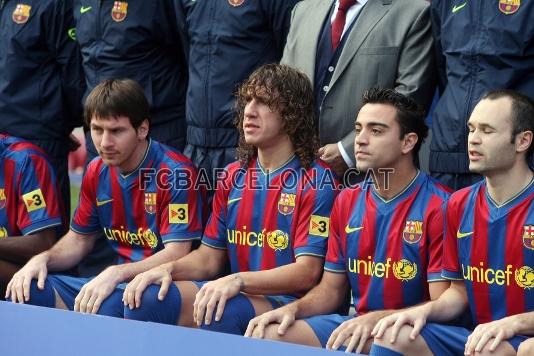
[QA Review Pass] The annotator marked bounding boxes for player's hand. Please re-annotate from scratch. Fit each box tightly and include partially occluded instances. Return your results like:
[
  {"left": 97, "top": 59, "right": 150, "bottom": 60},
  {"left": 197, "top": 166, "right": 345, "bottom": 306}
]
[
  {"left": 245, "top": 304, "right": 298, "bottom": 338},
  {"left": 122, "top": 263, "right": 173, "bottom": 309},
  {"left": 5, "top": 253, "right": 49, "bottom": 303},
  {"left": 193, "top": 274, "right": 243, "bottom": 326},
  {"left": 372, "top": 304, "right": 431, "bottom": 343},
  {"left": 327, "top": 312, "right": 382, "bottom": 353},
  {"left": 464, "top": 316, "right": 518, "bottom": 355},
  {"left": 74, "top": 266, "right": 121, "bottom": 314},
  {"left": 318, "top": 143, "right": 348, "bottom": 177}
]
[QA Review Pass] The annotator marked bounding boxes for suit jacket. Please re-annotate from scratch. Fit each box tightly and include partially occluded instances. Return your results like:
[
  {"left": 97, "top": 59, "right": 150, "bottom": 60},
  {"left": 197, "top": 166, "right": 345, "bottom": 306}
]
[{"left": 282, "top": 0, "right": 436, "bottom": 159}]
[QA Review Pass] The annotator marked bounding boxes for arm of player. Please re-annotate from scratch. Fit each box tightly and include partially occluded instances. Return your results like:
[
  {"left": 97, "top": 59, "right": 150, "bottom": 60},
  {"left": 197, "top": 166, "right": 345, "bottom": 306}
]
[
  {"left": 5, "top": 229, "right": 98, "bottom": 303},
  {"left": 123, "top": 244, "right": 227, "bottom": 310},
  {"left": 245, "top": 270, "right": 349, "bottom": 338},
  {"left": 193, "top": 254, "right": 324, "bottom": 326},
  {"left": 326, "top": 280, "right": 450, "bottom": 353},
  {"left": 0, "top": 227, "right": 56, "bottom": 264},
  {"left": 74, "top": 240, "right": 193, "bottom": 314},
  {"left": 464, "top": 311, "right": 534, "bottom": 355},
  {"left": 372, "top": 281, "right": 468, "bottom": 342}
]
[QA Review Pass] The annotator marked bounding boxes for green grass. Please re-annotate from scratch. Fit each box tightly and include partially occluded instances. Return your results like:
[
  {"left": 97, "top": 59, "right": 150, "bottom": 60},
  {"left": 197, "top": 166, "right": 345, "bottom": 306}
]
[{"left": 70, "top": 184, "right": 81, "bottom": 218}]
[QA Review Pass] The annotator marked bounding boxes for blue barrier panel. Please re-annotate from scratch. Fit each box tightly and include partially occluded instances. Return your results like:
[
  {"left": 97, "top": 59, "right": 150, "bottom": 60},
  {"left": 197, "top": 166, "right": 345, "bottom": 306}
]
[{"left": 0, "top": 301, "right": 349, "bottom": 355}]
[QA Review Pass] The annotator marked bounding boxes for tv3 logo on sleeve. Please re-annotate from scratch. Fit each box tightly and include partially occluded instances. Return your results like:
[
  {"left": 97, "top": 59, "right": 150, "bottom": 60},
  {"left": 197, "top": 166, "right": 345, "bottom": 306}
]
[
  {"left": 169, "top": 204, "right": 188, "bottom": 224},
  {"left": 22, "top": 189, "right": 46, "bottom": 212}
]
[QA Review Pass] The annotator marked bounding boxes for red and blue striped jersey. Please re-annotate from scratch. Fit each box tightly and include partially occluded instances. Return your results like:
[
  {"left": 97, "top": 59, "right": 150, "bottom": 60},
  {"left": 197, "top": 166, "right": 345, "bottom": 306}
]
[
  {"left": 442, "top": 179, "right": 534, "bottom": 325},
  {"left": 71, "top": 140, "right": 204, "bottom": 264},
  {"left": 202, "top": 156, "right": 338, "bottom": 279},
  {"left": 0, "top": 134, "right": 64, "bottom": 237},
  {"left": 325, "top": 172, "right": 451, "bottom": 315}
]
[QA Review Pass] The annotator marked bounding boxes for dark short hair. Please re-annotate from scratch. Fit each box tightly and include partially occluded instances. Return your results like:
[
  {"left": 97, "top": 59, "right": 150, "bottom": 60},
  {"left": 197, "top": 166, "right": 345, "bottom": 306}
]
[
  {"left": 235, "top": 63, "right": 319, "bottom": 169},
  {"left": 84, "top": 79, "right": 150, "bottom": 129},
  {"left": 361, "top": 88, "right": 427, "bottom": 162},
  {"left": 482, "top": 89, "right": 534, "bottom": 162}
]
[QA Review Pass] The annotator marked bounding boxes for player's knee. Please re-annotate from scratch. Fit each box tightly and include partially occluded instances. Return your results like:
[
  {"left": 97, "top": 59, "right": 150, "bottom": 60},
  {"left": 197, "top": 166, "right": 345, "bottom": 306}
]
[
  {"left": 200, "top": 294, "right": 255, "bottom": 335},
  {"left": 124, "top": 284, "right": 181, "bottom": 325},
  {"left": 260, "top": 324, "right": 286, "bottom": 341},
  {"left": 25, "top": 279, "right": 55, "bottom": 308},
  {"left": 517, "top": 339, "right": 534, "bottom": 356},
  {"left": 474, "top": 340, "right": 515, "bottom": 356},
  {"left": 373, "top": 324, "right": 416, "bottom": 353}
]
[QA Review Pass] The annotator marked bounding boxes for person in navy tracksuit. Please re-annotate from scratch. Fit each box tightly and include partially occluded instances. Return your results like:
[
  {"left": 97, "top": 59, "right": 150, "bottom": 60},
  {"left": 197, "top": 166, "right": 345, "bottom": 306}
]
[
  {"left": 429, "top": 0, "right": 534, "bottom": 190},
  {"left": 0, "top": 0, "right": 85, "bottom": 225},
  {"left": 175, "top": 0, "right": 300, "bottom": 195}
]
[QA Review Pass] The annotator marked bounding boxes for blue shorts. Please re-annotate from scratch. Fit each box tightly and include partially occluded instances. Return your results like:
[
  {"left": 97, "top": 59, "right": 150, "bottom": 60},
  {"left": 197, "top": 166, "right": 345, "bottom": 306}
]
[
  {"left": 192, "top": 280, "right": 296, "bottom": 310},
  {"left": 420, "top": 323, "right": 529, "bottom": 354},
  {"left": 304, "top": 313, "right": 353, "bottom": 348},
  {"left": 48, "top": 274, "right": 126, "bottom": 317}
]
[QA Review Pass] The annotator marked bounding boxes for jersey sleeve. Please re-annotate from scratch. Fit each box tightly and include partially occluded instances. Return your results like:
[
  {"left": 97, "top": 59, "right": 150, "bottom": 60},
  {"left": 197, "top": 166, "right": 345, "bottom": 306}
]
[
  {"left": 158, "top": 163, "right": 204, "bottom": 243},
  {"left": 71, "top": 162, "right": 101, "bottom": 234},
  {"left": 292, "top": 169, "right": 339, "bottom": 258},
  {"left": 201, "top": 170, "right": 233, "bottom": 250},
  {"left": 441, "top": 194, "right": 463, "bottom": 280},
  {"left": 425, "top": 195, "right": 448, "bottom": 282},
  {"left": 16, "top": 153, "right": 63, "bottom": 235},
  {"left": 324, "top": 193, "right": 347, "bottom": 273}
]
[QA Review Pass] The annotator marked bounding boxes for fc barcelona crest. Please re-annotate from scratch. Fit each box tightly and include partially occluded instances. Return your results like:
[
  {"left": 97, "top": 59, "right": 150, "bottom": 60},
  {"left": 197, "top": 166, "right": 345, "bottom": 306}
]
[
  {"left": 0, "top": 189, "right": 5, "bottom": 209},
  {"left": 228, "top": 0, "right": 245, "bottom": 6},
  {"left": 402, "top": 220, "right": 423, "bottom": 244},
  {"left": 144, "top": 193, "right": 157, "bottom": 214},
  {"left": 12, "top": 4, "right": 31, "bottom": 24},
  {"left": 111, "top": 1, "right": 128, "bottom": 22},
  {"left": 499, "top": 0, "right": 520, "bottom": 14},
  {"left": 523, "top": 225, "right": 534, "bottom": 250},
  {"left": 278, "top": 193, "right": 296, "bottom": 215}
]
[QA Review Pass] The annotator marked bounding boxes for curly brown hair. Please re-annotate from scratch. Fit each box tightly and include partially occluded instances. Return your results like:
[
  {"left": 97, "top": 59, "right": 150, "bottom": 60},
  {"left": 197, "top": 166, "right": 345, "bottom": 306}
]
[{"left": 235, "top": 64, "right": 319, "bottom": 169}]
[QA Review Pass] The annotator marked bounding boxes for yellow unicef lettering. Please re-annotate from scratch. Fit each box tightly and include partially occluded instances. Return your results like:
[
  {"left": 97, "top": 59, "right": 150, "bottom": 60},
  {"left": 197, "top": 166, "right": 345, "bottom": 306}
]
[
  {"left": 495, "top": 269, "right": 505, "bottom": 285},
  {"left": 113, "top": 229, "right": 122, "bottom": 242},
  {"left": 104, "top": 228, "right": 115, "bottom": 241},
  {"left": 129, "top": 231, "right": 140, "bottom": 245},
  {"left": 258, "top": 229, "right": 265, "bottom": 248},
  {"left": 505, "top": 265, "right": 513, "bottom": 286},
  {"left": 348, "top": 258, "right": 357, "bottom": 273},
  {"left": 247, "top": 231, "right": 257, "bottom": 246},
  {"left": 374, "top": 262, "right": 385, "bottom": 277},
  {"left": 227, "top": 229, "right": 234, "bottom": 244},
  {"left": 384, "top": 258, "right": 391, "bottom": 278},
  {"left": 484, "top": 268, "right": 495, "bottom": 284}
]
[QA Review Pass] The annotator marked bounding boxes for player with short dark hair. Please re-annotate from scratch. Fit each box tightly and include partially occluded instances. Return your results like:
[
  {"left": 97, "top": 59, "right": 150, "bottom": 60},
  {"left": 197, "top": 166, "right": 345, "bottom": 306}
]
[
  {"left": 0, "top": 135, "right": 65, "bottom": 297},
  {"left": 122, "top": 64, "right": 338, "bottom": 335},
  {"left": 372, "top": 90, "right": 534, "bottom": 356},
  {"left": 5, "top": 79, "right": 203, "bottom": 317},
  {"left": 246, "top": 88, "right": 450, "bottom": 354}
]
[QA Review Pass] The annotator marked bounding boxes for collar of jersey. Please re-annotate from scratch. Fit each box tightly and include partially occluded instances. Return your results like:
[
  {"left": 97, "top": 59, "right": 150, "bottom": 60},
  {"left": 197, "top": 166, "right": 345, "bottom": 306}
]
[
  {"left": 485, "top": 175, "right": 534, "bottom": 209},
  {"left": 371, "top": 170, "right": 421, "bottom": 204},
  {"left": 119, "top": 139, "right": 152, "bottom": 179},
  {"left": 256, "top": 154, "right": 297, "bottom": 176}
]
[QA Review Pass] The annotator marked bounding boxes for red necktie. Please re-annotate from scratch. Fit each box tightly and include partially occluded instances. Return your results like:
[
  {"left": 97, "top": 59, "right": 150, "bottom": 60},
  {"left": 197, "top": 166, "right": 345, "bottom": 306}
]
[{"left": 331, "top": 0, "right": 357, "bottom": 50}]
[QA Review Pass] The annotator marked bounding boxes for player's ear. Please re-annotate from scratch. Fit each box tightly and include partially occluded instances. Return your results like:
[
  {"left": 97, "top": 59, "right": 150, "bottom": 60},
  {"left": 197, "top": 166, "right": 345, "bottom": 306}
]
[
  {"left": 401, "top": 132, "right": 418, "bottom": 155},
  {"left": 516, "top": 130, "right": 533, "bottom": 155},
  {"left": 137, "top": 119, "right": 149, "bottom": 140}
]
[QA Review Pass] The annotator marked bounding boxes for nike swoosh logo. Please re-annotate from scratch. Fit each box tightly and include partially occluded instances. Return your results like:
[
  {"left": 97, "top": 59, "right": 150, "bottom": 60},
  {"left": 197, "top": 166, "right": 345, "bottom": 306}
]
[
  {"left": 452, "top": 2, "right": 467, "bottom": 13},
  {"left": 80, "top": 6, "right": 92, "bottom": 14},
  {"left": 456, "top": 231, "right": 473, "bottom": 239},
  {"left": 345, "top": 225, "right": 363, "bottom": 234},
  {"left": 96, "top": 199, "right": 113, "bottom": 207},
  {"left": 227, "top": 197, "right": 242, "bottom": 205}
]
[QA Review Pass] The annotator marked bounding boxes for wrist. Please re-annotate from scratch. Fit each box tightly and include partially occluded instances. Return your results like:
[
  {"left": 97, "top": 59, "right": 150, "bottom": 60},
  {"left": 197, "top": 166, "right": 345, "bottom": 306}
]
[
  {"left": 106, "top": 265, "right": 125, "bottom": 284},
  {"left": 234, "top": 273, "right": 245, "bottom": 291}
]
